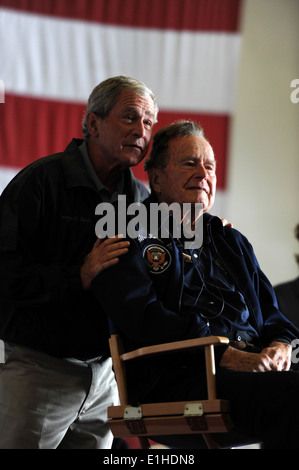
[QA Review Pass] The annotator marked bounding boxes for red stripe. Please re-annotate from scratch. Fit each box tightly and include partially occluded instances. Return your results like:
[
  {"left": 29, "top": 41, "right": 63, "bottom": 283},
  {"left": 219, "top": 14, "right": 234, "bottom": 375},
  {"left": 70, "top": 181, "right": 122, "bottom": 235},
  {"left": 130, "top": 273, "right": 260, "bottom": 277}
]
[
  {"left": 0, "top": 94, "right": 228, "bottom": 189},
  {"left": 0, "top": 0, "right": 242, "bottom": 32},
  {"left": 0, "top": 94, "right": 85, "bottom": 168}
]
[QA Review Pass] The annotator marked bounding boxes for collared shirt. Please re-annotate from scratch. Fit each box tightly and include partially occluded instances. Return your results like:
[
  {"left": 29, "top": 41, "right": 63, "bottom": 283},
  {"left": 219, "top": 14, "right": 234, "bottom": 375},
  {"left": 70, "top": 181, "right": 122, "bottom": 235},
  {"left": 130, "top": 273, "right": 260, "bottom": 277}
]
[{"left": 79, "top": 140, "right": 124, "bottom": 203}]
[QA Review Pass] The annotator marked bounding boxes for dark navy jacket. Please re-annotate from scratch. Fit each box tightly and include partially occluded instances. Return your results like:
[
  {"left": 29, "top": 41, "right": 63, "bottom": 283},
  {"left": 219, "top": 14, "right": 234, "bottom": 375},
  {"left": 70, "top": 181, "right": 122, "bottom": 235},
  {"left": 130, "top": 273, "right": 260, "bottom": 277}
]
[
  {"left": 92, "top": 195, "right": 299, "bottom": 400},
  {"left": 0, "top": 139, "right": 148, "bottom": 359}
]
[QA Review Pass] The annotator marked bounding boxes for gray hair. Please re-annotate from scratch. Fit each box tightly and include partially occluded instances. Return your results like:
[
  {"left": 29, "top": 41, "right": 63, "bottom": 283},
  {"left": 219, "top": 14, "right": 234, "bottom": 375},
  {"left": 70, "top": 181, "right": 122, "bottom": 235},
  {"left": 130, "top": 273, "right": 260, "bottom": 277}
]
[
  {"left": 82, "top": 76, "right": 158, "bottom": 138},
  {"left": 144, "top": 120, "right": 205, "bottom": 171}
]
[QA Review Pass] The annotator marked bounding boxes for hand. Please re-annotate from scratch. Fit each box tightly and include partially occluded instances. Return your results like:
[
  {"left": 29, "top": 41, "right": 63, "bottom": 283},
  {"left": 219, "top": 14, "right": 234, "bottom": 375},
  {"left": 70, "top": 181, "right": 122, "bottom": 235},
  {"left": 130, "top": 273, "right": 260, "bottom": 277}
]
[
  {"left": 219, "top": 341, "right": 292, "bottom": 372},
  {"left": 221, "top": 218, "right": 233, "bottom": 228},
  {"left": 261, "top": 341, "right": 292, "bottom": 371},
  {"left": 80, "top": 235, "right": 130, "bottom": 290}
]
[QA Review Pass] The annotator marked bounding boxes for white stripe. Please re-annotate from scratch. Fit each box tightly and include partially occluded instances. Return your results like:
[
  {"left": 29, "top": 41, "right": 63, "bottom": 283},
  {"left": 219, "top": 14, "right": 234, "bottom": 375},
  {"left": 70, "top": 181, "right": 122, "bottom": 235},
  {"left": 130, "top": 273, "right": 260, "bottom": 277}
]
[
  {"left": 208, "top": 189, "right": 228, "bottom": 217},
  {"left": 0, "top": 9, "right": 242, "bottom": 113},
  {"left": 0, "top": 166, "right": 20, "bottom": 195}
]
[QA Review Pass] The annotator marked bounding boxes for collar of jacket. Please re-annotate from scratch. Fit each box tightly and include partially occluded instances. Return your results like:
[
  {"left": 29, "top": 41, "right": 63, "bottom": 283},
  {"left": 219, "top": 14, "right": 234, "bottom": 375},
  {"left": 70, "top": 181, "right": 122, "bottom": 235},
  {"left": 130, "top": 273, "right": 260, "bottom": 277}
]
[
  {"left": 62, "top": 138, "right": 97, "bottom": 189},
  {"left": 61, "top": 138, "right": 145, "bottom": 203}
]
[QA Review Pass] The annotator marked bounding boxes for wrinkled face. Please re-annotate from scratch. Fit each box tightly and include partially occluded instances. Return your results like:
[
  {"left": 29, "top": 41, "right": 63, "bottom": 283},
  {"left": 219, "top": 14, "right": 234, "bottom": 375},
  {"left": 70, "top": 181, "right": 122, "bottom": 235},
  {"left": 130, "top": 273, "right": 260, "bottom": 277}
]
[
  {"left": 150, "top": 134, "right": 217, "bottom": 213},
  {"left": 90, "top": 90, "right": 156, "bottom": 169}
]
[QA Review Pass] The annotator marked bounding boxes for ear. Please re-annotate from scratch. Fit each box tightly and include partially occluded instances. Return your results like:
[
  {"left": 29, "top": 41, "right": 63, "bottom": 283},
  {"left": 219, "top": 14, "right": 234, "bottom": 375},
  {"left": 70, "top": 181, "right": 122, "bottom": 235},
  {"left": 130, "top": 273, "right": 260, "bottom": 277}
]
[
  {"left": 149, "top": 168, "right": 161, "bottom": 194},
  {"left": 86, "top": 112, "right": 100, "bottom": 137}
]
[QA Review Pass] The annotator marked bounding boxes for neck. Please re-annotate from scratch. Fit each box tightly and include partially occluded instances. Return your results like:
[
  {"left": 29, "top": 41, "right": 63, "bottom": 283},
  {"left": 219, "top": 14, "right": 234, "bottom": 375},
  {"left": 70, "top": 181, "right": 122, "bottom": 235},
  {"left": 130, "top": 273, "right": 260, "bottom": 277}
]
[
  {"left": 180, "top": 204, "right": 204, "bottom": 230},
  {"left": 87, "top": 140, "right": 123, "bottom": 193}
]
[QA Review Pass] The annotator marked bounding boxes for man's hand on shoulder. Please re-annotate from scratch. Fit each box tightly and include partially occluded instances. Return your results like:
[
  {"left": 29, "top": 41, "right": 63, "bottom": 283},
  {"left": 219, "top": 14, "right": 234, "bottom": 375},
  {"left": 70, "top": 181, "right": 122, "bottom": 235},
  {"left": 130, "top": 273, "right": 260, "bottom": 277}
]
[{"left": 80, "top": 235, "right": 130, "bottom": 290}]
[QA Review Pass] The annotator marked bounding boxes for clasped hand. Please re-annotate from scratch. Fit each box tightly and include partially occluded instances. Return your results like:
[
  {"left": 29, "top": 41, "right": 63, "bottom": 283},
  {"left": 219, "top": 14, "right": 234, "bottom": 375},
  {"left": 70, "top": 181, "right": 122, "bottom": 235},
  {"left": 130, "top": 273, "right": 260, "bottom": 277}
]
[{"left": 220, "top": 341, "right": 292, "bottom": 372}]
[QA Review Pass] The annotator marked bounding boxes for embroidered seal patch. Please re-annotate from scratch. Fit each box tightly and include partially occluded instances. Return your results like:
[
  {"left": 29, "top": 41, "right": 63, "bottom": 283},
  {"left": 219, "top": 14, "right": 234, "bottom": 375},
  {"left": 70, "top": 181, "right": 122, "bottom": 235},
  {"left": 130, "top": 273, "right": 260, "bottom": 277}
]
[{"left": 143, "top": 244, "right": 171, "bottom": 274}]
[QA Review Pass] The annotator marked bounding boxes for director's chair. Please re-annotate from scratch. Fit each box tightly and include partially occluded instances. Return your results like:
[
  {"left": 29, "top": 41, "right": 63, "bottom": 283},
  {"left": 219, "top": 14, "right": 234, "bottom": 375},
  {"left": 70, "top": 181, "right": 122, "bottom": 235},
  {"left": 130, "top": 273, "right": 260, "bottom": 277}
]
[{"left": 107, "top": 331, "right": 236, "bottom": 449}]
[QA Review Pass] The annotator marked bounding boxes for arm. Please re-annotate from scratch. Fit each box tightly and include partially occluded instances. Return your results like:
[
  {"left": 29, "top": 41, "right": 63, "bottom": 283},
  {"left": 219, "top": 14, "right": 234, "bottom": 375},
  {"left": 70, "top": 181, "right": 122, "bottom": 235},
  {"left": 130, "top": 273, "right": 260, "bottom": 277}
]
[
  {"left": 92, "top": 238, "right": 213, "bottom": 348},
  {"left": 225, "top": 228, "right": 299, "bottom": 345},
  {"left": 0, "top": 165, "right": 131, "bottom": 354},
  {"left": 0, "top": 170, "right": 129, "bottom": 304}
]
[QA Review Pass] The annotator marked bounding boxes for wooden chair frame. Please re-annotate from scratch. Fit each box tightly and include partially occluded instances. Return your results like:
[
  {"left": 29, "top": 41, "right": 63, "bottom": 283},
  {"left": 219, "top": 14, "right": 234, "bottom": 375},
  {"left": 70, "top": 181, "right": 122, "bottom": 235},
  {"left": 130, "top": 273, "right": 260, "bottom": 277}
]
[{"left": 108, "top": 334, "right": 233, "bottom": 449}]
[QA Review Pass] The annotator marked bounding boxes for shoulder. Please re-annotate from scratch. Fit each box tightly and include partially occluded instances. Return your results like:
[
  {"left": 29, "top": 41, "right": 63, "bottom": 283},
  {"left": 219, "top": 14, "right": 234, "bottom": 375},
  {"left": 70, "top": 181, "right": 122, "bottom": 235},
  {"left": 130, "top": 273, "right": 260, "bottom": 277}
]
[
  {"left": 0, "top": 153, "right": 63, "bottom": 199},
  {"left": 205, "top": 213, "right": 250, "bottom": 245},
  {"left": 275, "top": 277, "right": 299, "bottom": 295},
  {"left": 205, "top": 214, "right": 257, "bottom": 262},
  {"left": 135, "top": 179, "right": 150, "bottom": 201},
  {"left": 1, "top": 139, "right": 82, "bottom": 198}
]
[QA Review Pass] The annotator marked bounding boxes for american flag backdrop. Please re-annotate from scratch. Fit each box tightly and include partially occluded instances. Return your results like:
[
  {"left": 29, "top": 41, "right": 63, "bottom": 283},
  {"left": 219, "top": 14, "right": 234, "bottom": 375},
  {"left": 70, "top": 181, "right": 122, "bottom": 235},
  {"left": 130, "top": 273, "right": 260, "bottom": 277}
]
[{"left": 0, "top": 0, "right": 243, "bottom": 216}]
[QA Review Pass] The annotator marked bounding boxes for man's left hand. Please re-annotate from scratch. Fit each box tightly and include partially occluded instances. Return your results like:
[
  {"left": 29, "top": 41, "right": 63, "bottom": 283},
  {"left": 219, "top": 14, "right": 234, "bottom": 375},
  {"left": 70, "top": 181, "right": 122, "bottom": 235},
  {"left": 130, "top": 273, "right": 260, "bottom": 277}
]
[{"left": 261, "top": 341, "right": 292, "bottom": 371}]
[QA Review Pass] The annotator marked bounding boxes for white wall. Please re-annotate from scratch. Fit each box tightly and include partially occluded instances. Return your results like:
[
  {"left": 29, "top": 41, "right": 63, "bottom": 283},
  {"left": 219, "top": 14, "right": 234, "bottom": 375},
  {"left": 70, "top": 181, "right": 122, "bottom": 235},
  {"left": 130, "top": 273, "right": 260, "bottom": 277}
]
[{"left": 228, "top": 0, "right": 299, "bottom": 286}]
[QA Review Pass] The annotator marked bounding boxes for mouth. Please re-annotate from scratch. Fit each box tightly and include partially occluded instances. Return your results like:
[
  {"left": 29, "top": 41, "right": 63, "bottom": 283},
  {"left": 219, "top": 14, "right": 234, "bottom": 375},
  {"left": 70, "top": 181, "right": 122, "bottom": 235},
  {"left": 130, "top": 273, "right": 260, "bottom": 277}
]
[
  {"left": 124, "top": 143, "right": 143, "bottom": 153},
  {"left": 187, "top": 186, "right": 209, "bottom": 195}
]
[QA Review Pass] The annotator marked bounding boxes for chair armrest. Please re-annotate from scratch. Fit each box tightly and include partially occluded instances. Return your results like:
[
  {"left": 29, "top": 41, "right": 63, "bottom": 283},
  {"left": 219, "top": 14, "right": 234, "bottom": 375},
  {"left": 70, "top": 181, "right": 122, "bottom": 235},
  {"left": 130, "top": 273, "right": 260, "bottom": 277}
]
[{"left": 121, "top": 336, "right": 229, "bottom": 362}]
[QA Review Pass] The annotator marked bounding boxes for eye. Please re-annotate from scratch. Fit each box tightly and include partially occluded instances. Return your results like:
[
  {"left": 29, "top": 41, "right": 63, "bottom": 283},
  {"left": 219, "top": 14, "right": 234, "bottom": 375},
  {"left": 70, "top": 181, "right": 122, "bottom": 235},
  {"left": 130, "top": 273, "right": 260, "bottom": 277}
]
[
  {"left": 184, "top": 160, "right": 196, "bottom": 167},
  {"left": 144, "top": 119, "right": 153, "bottom": 130},
  {"left": 205, "top": 161, "right": 216, "bottom": 172}
]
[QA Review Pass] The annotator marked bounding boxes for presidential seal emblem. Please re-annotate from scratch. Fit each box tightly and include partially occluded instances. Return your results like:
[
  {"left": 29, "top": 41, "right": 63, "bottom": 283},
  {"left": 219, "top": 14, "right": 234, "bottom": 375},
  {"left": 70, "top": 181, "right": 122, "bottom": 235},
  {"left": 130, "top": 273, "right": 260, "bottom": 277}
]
[{"left": 143, "top": 244, "right": 171, "bottom": 274}]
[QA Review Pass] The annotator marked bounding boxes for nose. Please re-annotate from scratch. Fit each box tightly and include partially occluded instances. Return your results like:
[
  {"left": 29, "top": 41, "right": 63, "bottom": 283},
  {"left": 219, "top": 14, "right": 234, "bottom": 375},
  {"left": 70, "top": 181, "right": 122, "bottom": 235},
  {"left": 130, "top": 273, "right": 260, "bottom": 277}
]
[
  {"left": 133, "top": 119, "right": 146, "bottom": 138},
  {"left": 195, "top": 162, "right": 208, "bottom": 179}
]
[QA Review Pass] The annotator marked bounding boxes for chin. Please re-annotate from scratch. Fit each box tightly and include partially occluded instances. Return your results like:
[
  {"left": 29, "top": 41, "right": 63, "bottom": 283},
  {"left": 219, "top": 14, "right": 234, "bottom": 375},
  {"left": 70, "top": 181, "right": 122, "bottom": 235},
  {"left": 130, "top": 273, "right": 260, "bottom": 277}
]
[
  {"left": 198, "top": 198, "right": 213, "bottom": 213},
  {"left": 123, "top": 156, "right": 142, "bottom": 168}
]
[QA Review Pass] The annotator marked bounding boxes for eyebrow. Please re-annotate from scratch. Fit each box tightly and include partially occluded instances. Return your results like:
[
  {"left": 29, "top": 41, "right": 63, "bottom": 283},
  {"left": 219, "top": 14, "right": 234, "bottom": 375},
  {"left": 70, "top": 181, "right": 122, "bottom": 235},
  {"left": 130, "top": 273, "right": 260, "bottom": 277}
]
[
  {"left": 206, "top": 158, "right": 216, "bottom": 167},
  {"left": 182, "top": 156, "right": 216, "bottom": 166},
  {"left": 122, "top": 106, "right": 155, "bottom": 120}
]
